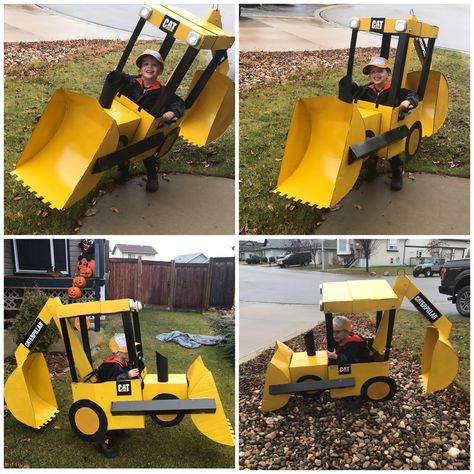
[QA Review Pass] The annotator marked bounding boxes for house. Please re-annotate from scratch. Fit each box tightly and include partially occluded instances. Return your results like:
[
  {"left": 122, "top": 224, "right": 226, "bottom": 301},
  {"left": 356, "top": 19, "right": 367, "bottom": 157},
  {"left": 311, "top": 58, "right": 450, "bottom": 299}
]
[
  {"left": 174, "top": 253, "right": 208, "bottom": 263},
  {"left": 4, "top": 239, "right": 106, "bottom": 313},
  {"left": 336, "top": 238, "right": 470, "bottom": 267},
  {"left": 111, "top": 244, "right": 157, "bottom": 261},
  {"left": 239, "top": 239, "right": 339, "bottom": 265},
  {"left": 239, "top": 240, "right": 264, "bottom": 260}
]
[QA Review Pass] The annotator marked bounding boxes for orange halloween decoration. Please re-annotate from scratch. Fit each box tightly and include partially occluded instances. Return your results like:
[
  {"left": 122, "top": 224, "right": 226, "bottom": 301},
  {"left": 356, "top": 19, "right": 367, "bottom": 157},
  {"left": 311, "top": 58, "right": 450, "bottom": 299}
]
[
  {"left": 68, "top": 286, "right": 82, "bottom": 299},
  {"left": 73, "top": 276, "right": 87, "bottom": 288}
]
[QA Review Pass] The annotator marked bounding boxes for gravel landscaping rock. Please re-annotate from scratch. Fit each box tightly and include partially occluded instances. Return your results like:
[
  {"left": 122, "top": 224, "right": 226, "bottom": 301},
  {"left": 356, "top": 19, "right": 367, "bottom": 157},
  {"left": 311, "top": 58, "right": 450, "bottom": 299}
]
[{"left": 239, "top": 315, "right": 470, "bottom": 470}]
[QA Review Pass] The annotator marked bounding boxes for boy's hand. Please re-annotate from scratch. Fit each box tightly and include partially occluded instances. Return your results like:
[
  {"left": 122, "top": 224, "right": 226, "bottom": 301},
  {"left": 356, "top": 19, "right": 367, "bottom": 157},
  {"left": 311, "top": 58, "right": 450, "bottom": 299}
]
[
  {"left": 399, "top": 100, "right": 411, "bottom": 112},
  {"left": 128, "top": 368, "right": 140, "bottom": 378},
  {"left": 161, "top": 111, "right": 175, "bottom": 122},
  {"left": 326, "top": 350, "right": 337, "bottom": 359}
]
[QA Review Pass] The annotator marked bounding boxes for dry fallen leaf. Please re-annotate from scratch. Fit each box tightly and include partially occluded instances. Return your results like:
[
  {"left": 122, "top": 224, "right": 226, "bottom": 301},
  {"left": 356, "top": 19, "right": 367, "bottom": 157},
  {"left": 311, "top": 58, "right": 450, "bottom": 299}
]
[
  {"left": 407, "top": 172, "right": 415, "bottom": 180},
  {"left": 111, "top": 207, "right": 119, "bottom": 213},
  {"left": 84, "top": 208, "right": 97, "bottom": 217},
  {"left": 162, "top": 174, "right": 171, "bottom": 182},
  {"left": 13, "top": 196, "right": 22, "bottom": 201},
  {"left": 267, "top": 204, "right": 274, "bottom": 212},
  {"left": 330, "top": 204, "right": 342, "bottom": 212},
  {"left": 354, "top": 204, "right": 363, "bottom": 210}
]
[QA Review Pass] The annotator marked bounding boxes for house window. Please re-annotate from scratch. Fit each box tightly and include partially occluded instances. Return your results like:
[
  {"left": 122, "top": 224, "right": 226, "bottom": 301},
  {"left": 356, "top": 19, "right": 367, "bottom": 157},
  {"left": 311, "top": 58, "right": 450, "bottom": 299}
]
[
  {"left": 337, "top": 239, "right": 350, "bottom": 255},
  {"left": 127, "top": 253, "right": 136, "bottom": 259},
  {"left": 387, "top": 239, "right": 398, "bottom": 251},
  {"left": 13, "top": 239, "right": 69, "bottom": 274}
]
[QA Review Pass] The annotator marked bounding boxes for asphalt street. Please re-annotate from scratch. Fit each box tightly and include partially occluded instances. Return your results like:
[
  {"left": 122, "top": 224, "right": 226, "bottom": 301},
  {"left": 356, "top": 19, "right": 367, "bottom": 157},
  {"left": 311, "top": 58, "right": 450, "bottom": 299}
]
[{"left": 239, "top": 264, "right": 463, "bottom": 362}]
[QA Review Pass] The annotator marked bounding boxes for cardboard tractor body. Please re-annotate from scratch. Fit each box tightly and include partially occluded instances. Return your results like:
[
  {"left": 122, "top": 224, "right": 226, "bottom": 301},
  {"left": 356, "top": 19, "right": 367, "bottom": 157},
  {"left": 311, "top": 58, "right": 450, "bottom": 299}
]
[
  {"left": 261, "top": 275, "right": 458, "bottom": 413},
  {"left": 274, "top": 14, "right": 448, "bottom": 208},
  {"left": 11, "top": 4, "right": 235, "bottom": 210},
  {"left": 5, "top": 298, "right": 234, "bottom": 447}
]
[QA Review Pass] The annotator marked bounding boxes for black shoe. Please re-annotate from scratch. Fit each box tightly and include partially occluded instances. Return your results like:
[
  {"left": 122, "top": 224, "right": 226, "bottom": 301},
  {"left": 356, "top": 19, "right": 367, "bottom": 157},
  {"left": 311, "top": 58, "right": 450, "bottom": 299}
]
[
  {"left": 390, "top": 156, "right": 404, "bottom": 191},
  {"left": 359, "top": 156, "right": 378, "bottom": 181},
  {"left": 146, "top": 173, "right": 159, "bottom": 192},
  {"left": 113, "top": 163, "right": 130, "bottom": 183},
  {"left": 98, "top": 438, "right": 117, "bottom": 458}
]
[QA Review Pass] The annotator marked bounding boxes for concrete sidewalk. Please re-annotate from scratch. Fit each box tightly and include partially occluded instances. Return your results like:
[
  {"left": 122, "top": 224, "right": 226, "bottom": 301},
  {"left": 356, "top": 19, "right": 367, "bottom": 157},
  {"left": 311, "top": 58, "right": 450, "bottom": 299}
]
[
  {"left": 313, "top": 173, "right": 469, "bottom": 235},
  {"left": 78, "top": 173, "right": 235, "bottom": 235},
  {"left": 239, "top": 12, "right": 381, "bottom": 52}
]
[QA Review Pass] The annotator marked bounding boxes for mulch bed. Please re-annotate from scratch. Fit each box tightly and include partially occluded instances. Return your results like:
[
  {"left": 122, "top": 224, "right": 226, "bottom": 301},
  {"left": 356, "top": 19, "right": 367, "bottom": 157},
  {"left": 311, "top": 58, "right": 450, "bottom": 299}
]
[
  {"left": 239, "top": 314, "right": 470, "bottom": 470},
  {"left": 239, "top": 47, "right": 384, "bottom": 92}
]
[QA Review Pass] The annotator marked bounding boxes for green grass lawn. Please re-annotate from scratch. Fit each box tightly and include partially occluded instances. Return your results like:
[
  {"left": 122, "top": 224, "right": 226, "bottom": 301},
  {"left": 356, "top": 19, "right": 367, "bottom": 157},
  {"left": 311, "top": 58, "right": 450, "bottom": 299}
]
[
  {"left": 239, "top": 48, "right": 469, "bottom": 234},
  {"left": 4, "top": 41, "right": 234, "bottom": 234},
  {"left": 392, "top": 309, "right": 469, "bottom": 395},
  {"left": 4, "top": 309, "right": 235, "bottom": 468}
]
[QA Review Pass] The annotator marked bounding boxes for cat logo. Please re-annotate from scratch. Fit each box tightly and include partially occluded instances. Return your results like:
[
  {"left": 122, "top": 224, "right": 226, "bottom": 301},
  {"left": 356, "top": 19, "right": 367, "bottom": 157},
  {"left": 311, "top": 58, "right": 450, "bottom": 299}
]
[
  {"left": 370, "top": 18, "right": 385, "bottom": 32},
  {"left": 338, "top": 364, "right": 351, "bottom": 375},
  {"left": 116, "top": 381, "right": 132, "bottom": 396},
  {"left": 160, "top": 15, "right": 180, "bottom": 35}
]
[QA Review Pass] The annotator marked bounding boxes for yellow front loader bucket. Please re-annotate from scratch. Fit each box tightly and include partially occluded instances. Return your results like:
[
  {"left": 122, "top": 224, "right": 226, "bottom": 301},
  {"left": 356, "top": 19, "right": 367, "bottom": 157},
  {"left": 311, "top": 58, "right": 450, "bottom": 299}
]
[
  {"left": 11, "top": 88, "right": 119, "bottom": 210},
  {"left": 274, "top": 96, "right": 366, "bottom": 208},
  {"left": 180, "top": 71, "right": 234, "bottom": 146},
  {"left": 187, "top": 356, "right": 234, "bottom": 446},
  {"left": 405, "top": 70, "right": 449, "bottom": 136},
  {"left": 5, "top": 352, "right": 58, "bottom": 428},
  {"left": 261, "top": 341, "right": 293, "bottom": 413},
  {"left": 421, "top": 325, "right": 459, "bottom": 393}
]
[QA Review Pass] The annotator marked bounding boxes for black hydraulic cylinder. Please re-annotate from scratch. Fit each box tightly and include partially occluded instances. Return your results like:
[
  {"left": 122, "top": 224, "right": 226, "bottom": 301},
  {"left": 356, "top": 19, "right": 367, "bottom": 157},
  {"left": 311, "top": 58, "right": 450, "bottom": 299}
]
[
  {"left": 99, "top": 70, "right": 124, "bottom": 109},
  {"left": 156, "top": 352, "right": 169, "bottom": 382},
  {"left": 304, "top": 330, "right": 316, "bottom": 356}
]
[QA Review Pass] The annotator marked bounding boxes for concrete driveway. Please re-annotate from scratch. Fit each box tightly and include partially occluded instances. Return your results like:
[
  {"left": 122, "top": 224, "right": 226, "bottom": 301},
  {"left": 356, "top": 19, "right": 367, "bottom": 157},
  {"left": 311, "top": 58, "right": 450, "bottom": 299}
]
[{"left": 239, "top": 265, "right": 463, "bottom": 362}]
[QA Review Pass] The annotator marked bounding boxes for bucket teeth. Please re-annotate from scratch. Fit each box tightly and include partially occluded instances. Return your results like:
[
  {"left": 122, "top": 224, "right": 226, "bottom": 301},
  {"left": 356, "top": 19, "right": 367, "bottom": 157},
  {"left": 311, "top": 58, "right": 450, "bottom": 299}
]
[
  {"left": 273, "top": 188, "right": 323, "bottom": 209},
  {"left": 37, "top": 410, "right": 59, "bottom": 429}
]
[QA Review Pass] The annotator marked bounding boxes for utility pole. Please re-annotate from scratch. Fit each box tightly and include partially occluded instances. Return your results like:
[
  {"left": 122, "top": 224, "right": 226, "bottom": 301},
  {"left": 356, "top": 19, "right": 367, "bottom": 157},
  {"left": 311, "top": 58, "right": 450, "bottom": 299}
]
[{"left": 321, "top": 239, "right": 325, "bottom": 271}]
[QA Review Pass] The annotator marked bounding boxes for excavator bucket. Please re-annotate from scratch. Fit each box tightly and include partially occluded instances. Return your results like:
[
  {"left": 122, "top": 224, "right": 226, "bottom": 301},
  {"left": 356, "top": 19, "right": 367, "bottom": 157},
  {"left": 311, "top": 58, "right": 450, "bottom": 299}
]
[
  {"left": 421, "top": 325, "right": 459, "bottom": 393},
  {"left": 5, "top": 352, "right": 58, "bottom": 428},
  {"left": 180, "top": 71, "right": 234, "bottom": 146},
  {"left": 274, "top": 96, "right": 366, "bottom": 208},
  {"left": 187, "top": 356, "right": 234, "bottom": 446},
  {"left": 11, "top": 88, "right": 119, "bottom": 210},
  {"left": 261, "top": 341, "right": 293, "bottom": 412},
  {"left": 405, "top": 70, "right": 449, "bottom": 136}
]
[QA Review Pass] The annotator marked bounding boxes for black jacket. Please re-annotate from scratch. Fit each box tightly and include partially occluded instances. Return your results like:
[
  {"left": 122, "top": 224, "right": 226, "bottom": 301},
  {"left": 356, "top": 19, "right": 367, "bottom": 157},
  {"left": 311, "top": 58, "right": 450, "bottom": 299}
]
[
  {"left": 354, "top": 82, "right": 419, "bottom": 109},
  {"left": 97, "top": 357, "right": 133, "bottom": 382},
  {"left": 118, "top": 73, "right": 185, "bottom": 119},
  {"left": 335, "top": 333, "right": 372, "bottom": 364}
]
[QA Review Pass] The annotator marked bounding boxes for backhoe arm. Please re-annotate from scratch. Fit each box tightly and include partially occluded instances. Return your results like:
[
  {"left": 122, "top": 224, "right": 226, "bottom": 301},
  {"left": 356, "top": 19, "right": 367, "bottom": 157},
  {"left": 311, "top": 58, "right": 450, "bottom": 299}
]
[{"left": 392, "top": 275, "right": 458, "bottom": 393}]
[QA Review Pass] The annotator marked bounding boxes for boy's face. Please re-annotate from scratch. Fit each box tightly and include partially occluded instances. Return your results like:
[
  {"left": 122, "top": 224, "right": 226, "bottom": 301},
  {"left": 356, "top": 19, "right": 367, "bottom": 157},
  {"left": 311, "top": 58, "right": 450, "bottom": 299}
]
[
  {"left": 333, "top": 329, "right": 350, "bottom": 343},
  {"left": 138, "top": 56, "right": 162, "bottom": 82},
  {"left": 115, "top": 351, "right": 129, "bottom": 364},
  {"left": 368, "top": 66, "right": 390, "bottom": 88}
]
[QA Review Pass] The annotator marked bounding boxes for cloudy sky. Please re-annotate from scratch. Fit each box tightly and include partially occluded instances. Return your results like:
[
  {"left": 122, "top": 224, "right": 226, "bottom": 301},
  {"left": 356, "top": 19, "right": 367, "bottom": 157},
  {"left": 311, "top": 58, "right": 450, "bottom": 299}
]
[{"left": 108, "top": 236, "right": 235, "bottom": 261}]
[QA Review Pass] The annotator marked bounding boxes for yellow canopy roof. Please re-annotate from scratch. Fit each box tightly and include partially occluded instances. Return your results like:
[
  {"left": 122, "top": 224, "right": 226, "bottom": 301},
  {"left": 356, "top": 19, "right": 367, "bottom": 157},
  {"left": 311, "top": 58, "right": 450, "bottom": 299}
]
[{"left": 321, "top": 279, "right": 398, "bottom": 313}]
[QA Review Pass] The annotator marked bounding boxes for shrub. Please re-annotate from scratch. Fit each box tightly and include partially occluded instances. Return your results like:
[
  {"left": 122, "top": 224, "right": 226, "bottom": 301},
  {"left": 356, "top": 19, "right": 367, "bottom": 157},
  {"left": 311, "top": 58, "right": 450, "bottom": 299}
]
[
  {"left": 12, "top": 289, "right": 60, "bottom": 353},
  {"left": 207, "top": 313, "right": 235, "bottom": 362},
  {"left": 246, "top": 258, "right": 251, "bottom": 264},
  {"left": 261, "top": 256, "right": 268, "bottom": 263},
  {"left": 250, "top": 255, "right": 260, "bottom": 264},
  {"left": 269, "top": 256, "right": 276, "bottom": 263}
]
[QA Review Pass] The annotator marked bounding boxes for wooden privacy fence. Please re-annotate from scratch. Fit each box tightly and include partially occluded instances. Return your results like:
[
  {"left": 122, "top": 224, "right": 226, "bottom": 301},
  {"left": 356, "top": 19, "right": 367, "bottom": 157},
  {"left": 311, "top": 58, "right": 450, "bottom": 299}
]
[{"left": 107, "top": 257, "right": 234, "bottom": 311}]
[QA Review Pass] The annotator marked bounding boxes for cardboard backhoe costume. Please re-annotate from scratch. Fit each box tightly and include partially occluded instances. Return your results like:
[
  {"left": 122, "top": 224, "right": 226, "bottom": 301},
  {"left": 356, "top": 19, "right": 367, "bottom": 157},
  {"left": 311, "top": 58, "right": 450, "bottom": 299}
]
[
  {"left": 274, "top": 14, "right": 448, "bottom": 208},
  {"left": 11, "top": 4, "right": 234, "bottom": 210},
  {"left": 261, "top": 275, "right": 458, "bottom": 413},
  {"left": 4, "top": 298, "right": 234, "bottom": 448}
]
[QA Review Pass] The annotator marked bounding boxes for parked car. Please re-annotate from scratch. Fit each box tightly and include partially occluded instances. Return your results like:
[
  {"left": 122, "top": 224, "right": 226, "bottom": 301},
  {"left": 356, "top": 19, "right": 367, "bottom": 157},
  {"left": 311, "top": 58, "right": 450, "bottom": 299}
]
[
  {"left": 438, "top": 259, "right": 470, "bottom": 317},
  {"left": 277, "top": 252, "right": 311, "bottom": 268},
  {"left": 413, "top": 258, "right": 446, "bottom": 277}
]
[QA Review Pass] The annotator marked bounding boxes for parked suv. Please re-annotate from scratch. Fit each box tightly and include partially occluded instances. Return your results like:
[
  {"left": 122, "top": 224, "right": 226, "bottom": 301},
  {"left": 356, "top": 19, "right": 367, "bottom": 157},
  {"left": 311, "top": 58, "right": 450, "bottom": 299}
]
[
  {"left": 413, "top": 258, "right": 446, "bottom": 277},
  {"left": 438, "top": 259, "right": 470, "bottom": 317},
  {"left": 277, "top": 252, "right": 312, "bottom": 268}
]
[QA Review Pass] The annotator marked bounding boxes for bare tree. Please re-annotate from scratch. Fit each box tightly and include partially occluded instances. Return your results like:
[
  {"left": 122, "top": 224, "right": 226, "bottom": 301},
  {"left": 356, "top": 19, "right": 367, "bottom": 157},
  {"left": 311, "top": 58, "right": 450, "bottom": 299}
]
[
  {"left": 357, "top": 239, "right": 381, "bottom": 272},
  {"left": 426, "top": 239, "right": 449, "bottom": 259},
  {"left": 298, "top": 239, "right": 320, "bottom": 266}
]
